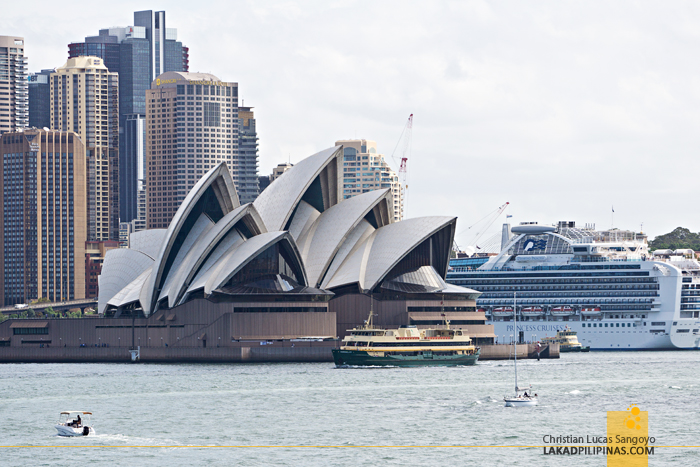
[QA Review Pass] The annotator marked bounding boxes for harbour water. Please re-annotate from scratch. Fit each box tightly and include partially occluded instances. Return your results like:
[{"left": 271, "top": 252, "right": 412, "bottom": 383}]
[{"left": 0, "top": 352, "right": 698, "bottom": 466}]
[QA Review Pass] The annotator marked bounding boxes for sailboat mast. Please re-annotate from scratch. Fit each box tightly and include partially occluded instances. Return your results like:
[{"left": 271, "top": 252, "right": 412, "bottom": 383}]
[{"left": 513, "top": 291, "right": 518, "bottom": 393}]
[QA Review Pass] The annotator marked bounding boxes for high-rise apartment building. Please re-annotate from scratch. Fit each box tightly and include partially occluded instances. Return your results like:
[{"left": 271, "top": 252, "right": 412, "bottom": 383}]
[
  {"left": 237, "top": 106, "right": 259, "bottom": 203},
  {"left": 146, "top": 72, "right": 238, "bottom": 228},
  {"left": 68, "top": 10, "right": 189, "bottom": 225},
  {"left": 0, "top": 36, "right": 29, "bottom": 134},
  {"left": 50, "top": 56, "right": 119, "bottom": 242},
  {"left": 0, "top": 129, "right": 87, "bottom": 306},
  {"left": 28, "top": 69, "right": 53, "bottom": 129},
  {"left": 335, "top": 139, "right": 404, "bottom": 221}
]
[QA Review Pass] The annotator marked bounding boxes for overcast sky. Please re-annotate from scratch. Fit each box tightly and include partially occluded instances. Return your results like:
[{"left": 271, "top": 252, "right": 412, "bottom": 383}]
[{"left": 4, "top": 1, "right": 700, "bottom": 247}]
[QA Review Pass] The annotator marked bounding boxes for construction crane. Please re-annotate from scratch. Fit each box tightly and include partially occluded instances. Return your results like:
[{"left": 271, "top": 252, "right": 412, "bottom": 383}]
[
  {"left": 454, "top": 202, "right": 510, "bottom": 255},
  {"left": 390, "top": 114, "right": 413, "bottom": 219}
]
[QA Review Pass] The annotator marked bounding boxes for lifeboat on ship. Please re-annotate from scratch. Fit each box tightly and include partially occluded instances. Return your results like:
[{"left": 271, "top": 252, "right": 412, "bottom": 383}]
[
  {"left": 550, "top": 306, "right": 575, "bottom": 316},
  {"left": 521, "top": 306, "right": 545, "bottom": 317},
  {"left": 492, "top": 306, "right": 514, "bottom": 317},
  {"left": 580, "top": 307, "right": 602, "bottom": 316}
]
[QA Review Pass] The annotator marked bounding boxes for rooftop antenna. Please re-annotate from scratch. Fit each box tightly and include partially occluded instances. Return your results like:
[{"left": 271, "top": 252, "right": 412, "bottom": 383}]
[{"left": 611, "top": 205, "right": 614, "bottom": 230}]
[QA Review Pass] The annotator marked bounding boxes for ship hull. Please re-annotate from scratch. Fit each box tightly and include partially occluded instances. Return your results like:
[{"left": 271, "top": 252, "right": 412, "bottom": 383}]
[
  {"left": 332, "top": 349, "right": 480, "bottom": 367},
  {"left": 490, "top": 321, "right": 674, "bottom": 350}
]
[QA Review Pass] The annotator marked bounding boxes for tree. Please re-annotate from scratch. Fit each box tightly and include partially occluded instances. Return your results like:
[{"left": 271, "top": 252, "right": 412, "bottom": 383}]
[{"left": 650, "top": 227, "right": 700, "bottom": 251}]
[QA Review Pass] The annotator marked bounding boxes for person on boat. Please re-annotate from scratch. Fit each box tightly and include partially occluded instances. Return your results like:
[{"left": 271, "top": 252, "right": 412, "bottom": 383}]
[
  {"left": 75, "top": 415, "right": 81, "bottom": 427},
  {"left": 524, "top": 391, "right": 529, "bottom": 397}
]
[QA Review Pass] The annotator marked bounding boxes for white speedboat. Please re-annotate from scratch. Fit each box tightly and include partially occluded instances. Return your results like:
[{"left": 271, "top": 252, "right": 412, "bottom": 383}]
[
  {"left": 55, "top": 411, "right": 95, "bottom": 437},
  {"left": 504, "top": 292, "right": 539, "bottom": 407}
]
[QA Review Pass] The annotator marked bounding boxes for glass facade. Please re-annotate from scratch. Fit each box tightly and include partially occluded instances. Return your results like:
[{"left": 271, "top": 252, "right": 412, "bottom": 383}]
[
  {"left": 28, "top": 70, "right": 52, "bottom": 129},
  {"left": 1, "top": 130, "right": 86, "bottom": 305},
  {"left": 67, "top": 11, "right": 189, "bottom": 223},
  {"left": 237, "top": 107, "right": 260, "bottom": 204},
  {"left": 146, "top": 76, "right": 238, "bottom": 228},
  {"left": 447, "top": 265, "right": 658, "bottom": 315}
]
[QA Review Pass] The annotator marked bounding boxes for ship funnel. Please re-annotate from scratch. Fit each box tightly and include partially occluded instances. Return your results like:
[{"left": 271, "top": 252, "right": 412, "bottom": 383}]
[{"left": 501, "top": 223, "right": 512, "bottom": 251}]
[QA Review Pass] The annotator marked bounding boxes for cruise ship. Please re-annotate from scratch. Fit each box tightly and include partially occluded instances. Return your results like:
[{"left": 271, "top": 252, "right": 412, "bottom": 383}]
[{"left": 446, "top": 221, "right": 700, "bottom": 350}]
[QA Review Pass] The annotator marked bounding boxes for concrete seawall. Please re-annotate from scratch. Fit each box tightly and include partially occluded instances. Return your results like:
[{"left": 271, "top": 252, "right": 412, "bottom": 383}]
[{"left": 0, "top": 342, "right": 558, "bottom": 363}]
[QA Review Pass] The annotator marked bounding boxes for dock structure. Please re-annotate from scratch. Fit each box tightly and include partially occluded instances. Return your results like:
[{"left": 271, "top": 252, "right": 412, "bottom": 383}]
[{"left": 0, "top": 337, "right": 556, "bottom": 363}]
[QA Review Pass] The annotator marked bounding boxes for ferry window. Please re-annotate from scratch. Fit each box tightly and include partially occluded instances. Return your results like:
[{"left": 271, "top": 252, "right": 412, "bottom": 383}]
[
  {"left": 616, "top": 323, "right": 620, "bottom": 327},
  {"left": 605, "top": 323, "right": 608, "bottom": 328}
]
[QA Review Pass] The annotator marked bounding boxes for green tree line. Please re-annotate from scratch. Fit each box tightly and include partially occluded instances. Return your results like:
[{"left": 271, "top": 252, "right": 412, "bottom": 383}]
[{"left": 649, "top": 227, "right": 700, "bottom": 251}]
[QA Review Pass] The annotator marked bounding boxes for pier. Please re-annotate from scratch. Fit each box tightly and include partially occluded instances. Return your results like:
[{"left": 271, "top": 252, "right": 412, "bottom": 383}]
[{"left": 0, "top": 341, "right": 558, "bottom": 363}]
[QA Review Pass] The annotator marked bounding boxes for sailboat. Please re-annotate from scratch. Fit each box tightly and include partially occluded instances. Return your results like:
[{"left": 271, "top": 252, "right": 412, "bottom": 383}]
[{"left": 504, "top": 292, "right": 538, "bottom": 407}]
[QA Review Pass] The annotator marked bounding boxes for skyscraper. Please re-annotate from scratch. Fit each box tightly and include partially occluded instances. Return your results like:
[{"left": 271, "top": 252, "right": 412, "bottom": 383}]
[
  {"left": 68, "top": 10, "right": 189, "bottom": 225},
  {"left": 146, "top": 72, "right": 238, "bottom": 228},
  {"left": 0, "top": 36, "right": 28, "bottom": 134},
  {"left": 335, "top": 139, "right": 404, "bottom": 221},
  {"left": 237, "top": 106, "right": 259, "bottom": 203},
  {"left": 28, "top": 69, "right": 53, "bottom": 129},
  {"left": 0, "top": 129, "right": 87, "bottom": 306},
  {"left": 50, "top": 56, "right": 119, "bottom": 242}
]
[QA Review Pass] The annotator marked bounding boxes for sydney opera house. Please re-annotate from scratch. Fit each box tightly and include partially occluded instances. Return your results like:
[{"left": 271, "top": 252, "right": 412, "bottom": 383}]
[
  {"left": 0, "top": 146, "right": 493, "bottom": 361},
  {"left": 97, "top": 146, "right": 491, "bottom": 343}
]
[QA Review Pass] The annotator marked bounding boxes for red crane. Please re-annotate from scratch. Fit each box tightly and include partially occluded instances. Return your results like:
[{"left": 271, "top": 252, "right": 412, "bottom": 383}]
[{"left": 390, "top": 114, "right": 413, "bottom": 218}]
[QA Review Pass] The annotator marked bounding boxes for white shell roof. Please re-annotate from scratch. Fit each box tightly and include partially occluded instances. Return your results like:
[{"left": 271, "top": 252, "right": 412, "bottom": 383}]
[
  {"left": 253, "top": 146, "right": 341, "bottom": 231},
  {"left": 286, "top": 201, "right": 320, "bottom": 242},
  {"left": 184, "top": 231, "right": 306, "bottom": 296},
  {"left": 97, "top": 249, "right": 155, "bottom": 313},
  {"left": 107, "top": 267, "right": 152, "bottom": 309},
  {"left": 99, "top": 147, "right": 467, "bottom": 314},
  {"left": 320, "top": 219, "right": 375, "bottom": 290},
  {"left": 158, "top": 213, "right": 215, "bottom": 304},
  {"left": 129, "top": 229, "right": 167, "bottom": 259},
  {"left": 297, "top": 189, "right": 392, "bottom": 288},
  {"left": 164, "top": 204, "right": 266, "bottom": 308},
  {"left": 324, "top": 216, "right": 456, "bottom": 292},
  {"left": 141, "top": 163, "right": 239, "bottom": 316}
]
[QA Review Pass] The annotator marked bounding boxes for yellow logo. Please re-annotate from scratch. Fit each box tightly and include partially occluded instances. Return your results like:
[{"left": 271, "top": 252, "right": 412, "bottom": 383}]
[
  {"left": 624, "top": 404, "right": 644, "bottom": 430},
  {"left": 607, "top": 405, "right": 650, "bottom": 466},
  {"left": 156, "top": 78, "right": 160, "bottom": 86}
]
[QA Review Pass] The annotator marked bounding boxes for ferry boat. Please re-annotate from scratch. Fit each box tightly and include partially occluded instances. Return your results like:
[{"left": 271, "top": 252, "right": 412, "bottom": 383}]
[
  {"left": 447, "top": 221, "right": 700, "bottom": 350},
  {"left": 541, "top": 327, "right": 590, "bottom": 352},
  {"left": 332, "top": 311, "right": 480, "bottom": 367}
]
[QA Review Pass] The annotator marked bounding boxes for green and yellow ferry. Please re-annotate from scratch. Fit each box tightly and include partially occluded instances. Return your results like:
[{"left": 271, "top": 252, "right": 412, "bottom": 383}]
[
  {"left": 332, "top": 311, "right": 480, "bottom": 367},
  {"left": 541, "top": 326, "right": 590, "bottom": 352}
]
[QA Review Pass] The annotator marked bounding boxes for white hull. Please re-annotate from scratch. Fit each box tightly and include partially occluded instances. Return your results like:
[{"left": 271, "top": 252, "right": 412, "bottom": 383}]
[
  {"left": 490, "top": 320, "right": 673, "bottom": 350},
  {"left": 504, "top": 397, "right": 538, "bottom": 407},
  {"left": 55, "top": 424, "right": 94, "bottom": 437}
]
